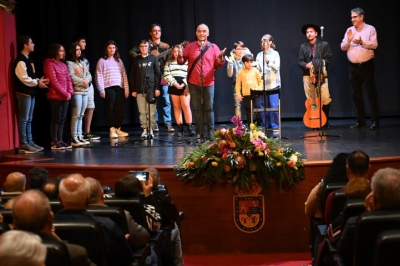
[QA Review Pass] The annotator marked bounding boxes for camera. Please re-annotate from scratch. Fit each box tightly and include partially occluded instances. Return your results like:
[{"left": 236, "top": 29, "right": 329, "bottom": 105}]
[{"left": 129, "top": 171, "right": 149, "bottom": 181}]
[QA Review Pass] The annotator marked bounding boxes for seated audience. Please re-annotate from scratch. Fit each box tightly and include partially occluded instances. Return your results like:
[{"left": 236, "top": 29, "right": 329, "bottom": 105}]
[
  {"left": 145, "top": 167, "right": 184, "bottom": 266},
  {"left": 305, "top": 153, "right": 349, "bottom": 220},
  {"left": 114, "top": 174, "right": 162, "bottom": 232},
  {"left": 337, "top": 168, "right": 400, "bottom": 265},
  {"left": 86, "top": 177, "right": 157, "bottom": 266},
  {"left": 55, "top": 173, "right": 134, "bottom": 266},
  {"left": 41, "top": 178, "right": 60, "bottom": 200},
  {"left": 28, "top": 167, "right": 49, "bottom": 189},
  {"left": 324, "top": 150, "right": 370, "bottom": 224},
  {"left": 12, "top": 190, "right": 94, "bottom": 265},
  {"left": 2, "top": 172, "right": 26, "bottom": 194},
  {"left": 0, "top": 230, "right": 47, "bottom": 266}
]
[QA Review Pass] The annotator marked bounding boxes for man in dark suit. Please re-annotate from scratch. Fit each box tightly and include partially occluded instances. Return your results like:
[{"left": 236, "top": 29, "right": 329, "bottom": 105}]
[{"left": 12, "top": 189, "right": 94, "bottom": 266}]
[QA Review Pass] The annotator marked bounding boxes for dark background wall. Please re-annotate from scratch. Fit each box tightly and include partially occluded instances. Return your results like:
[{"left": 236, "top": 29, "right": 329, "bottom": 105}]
[{"left": 15, "top": 0, "right": 399, "bottom": 130}]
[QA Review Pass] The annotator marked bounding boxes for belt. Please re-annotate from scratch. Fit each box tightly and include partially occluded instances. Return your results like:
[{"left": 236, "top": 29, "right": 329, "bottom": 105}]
[{"left": 350, "top": 59, "right": 372, "bottom": 66}]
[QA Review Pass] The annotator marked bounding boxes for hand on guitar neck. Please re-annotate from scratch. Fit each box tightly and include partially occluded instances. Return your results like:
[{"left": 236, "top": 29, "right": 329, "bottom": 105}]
[
  {"left": 151, "top": 40, "right": 189, "bottom": 60},
  {"left": 303, "top": 94, "right": 327, "bottom": 129}
]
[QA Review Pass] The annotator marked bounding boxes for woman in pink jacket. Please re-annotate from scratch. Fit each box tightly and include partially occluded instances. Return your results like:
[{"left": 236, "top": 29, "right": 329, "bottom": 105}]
[{"left": 43, "top": 43, "right": 74, "bottom": 150}]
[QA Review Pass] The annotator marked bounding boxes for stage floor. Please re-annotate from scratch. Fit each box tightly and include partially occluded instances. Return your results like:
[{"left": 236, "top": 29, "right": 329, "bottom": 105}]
[{"left": 6, "top": 117, "right": 400, "bottom": 166}]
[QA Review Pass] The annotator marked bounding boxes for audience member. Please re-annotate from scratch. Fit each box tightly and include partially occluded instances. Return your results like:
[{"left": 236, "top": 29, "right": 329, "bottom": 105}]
[
  {"left": 87, "top": 177, "right": 157, "bottom": 266},
  {"left": 55, "top": 173, "right": 134, "bottom": 266},
  {"left": 12, "top": 190, "right": 94, "bottom": 265},
  {"left": 41, "top": 178, "right": 60, "bottom": 200},
  {"left": 0, "top": 230, "right": 46, "bottom": 266},
  {"left": 28, "top": 167, "right": 49, "bottom": 189},
  {"left": 145, "top": 167, "right": 184, "bottom": 266},
  {"left": 305, "top": 153, "right": 349, "bottom": 219},
  {"left": 2, "top": 172, "right": 26, "bottom": 194},
  {"left": 337, "top": 168, "right": 400, "bottom": 264},
  {"left": 324, "top": 150, "right": 370, "bottom": 224}
]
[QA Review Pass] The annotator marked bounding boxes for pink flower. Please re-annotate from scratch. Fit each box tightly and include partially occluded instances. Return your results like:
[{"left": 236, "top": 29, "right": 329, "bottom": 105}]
[{"left": 252, "top": 139, "right": 266, "bottom": 150}]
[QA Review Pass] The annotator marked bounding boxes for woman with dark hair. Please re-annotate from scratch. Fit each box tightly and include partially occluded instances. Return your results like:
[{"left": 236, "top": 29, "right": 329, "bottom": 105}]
[
  {"left": 43, "top": 43, "right": 74, "bottom": 150},
  {"left": 163, "top": 45, "right": 195, "bottom": 137},
  {"left": 66, "top": 42, "right": 91, "bottom": 146},
  {"left": 95, "top": 40, "right": 129, "bottom": 139}
]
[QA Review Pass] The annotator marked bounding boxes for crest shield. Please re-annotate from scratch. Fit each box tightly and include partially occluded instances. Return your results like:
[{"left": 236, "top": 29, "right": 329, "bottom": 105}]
[{"left": 233, "top": 195, "right": 264, "bottom": 233}]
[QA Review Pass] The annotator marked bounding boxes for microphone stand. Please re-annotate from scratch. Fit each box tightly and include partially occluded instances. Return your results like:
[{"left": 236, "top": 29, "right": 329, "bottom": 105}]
[{"left": 301, "top": 28, "right": 341, "bottom": 142}]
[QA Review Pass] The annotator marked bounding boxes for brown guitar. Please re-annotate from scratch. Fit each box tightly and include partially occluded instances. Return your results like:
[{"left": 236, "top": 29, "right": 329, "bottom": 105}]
[
  {"left": 151, "top": 40, "right": 189, "bottom": 59},
  {"left": 303, "top": 93, "right": 327, "bottom": 128}
]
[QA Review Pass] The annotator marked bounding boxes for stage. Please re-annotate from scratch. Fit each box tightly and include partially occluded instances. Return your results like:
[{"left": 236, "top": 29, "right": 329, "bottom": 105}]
[{"left": 1, "top": 117, "right": 400, "bottom": 255}]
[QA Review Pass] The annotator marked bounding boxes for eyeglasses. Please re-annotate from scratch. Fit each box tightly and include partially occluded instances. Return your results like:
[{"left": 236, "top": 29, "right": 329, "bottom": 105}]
[{"left": 351, "top": 15, "right": 359, "bottom": 19}]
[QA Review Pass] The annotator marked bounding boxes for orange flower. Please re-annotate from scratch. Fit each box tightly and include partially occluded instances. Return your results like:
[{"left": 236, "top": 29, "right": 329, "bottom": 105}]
[
  {"left": 229, "top": 142, "right": 236, "bottom": 148},
  {"left": 224, "top": 165, "right": 231, "bottom": 172},
  {"left": 189, "top": 162, "right": 195, "bottom": 167},
  {"left": 288, "top": 161, "right": 294, "bottom": 167},
  {"left": 211, "top": 161, "right": 218, "bottom": 167},
  {"left": 222, "top": 152, "right": 228, "bottom": 160}
]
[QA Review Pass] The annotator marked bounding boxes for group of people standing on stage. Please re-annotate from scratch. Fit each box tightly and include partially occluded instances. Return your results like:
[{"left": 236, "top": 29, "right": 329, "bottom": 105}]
[{"left": 13, "top": 6, "right": 380, "bottom": 153}]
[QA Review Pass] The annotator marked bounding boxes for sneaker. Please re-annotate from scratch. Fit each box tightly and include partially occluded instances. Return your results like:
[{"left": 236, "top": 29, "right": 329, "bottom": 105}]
[
  {"left": 78, "top": 136, "right": 90, "bottom": 145},
  {"left": 148, "top": 129, "right": 154, "bottom": 139},
  {"left": 153, "top": 124, "right": 159, "bottom": 132},
  {"left": 19, "top": 143, "right": 39, "bottom": 154},
  {"left": 109, "top": 127, "right": 118, "bottom": 139},
  {"left": 84, "top": 132, "right": 100, "bottom": 140},
  {"left": 29, "top": 142, "right": 44, "bottom": 151},
  {"left": 71, "top": 136, "right": 84, "bottom": 147},
  {"left": 60, "top": 141, "right": 72, "bottom": 149},
  {"left": 116, "top": 127, "right": 129, "bottom": 137},
  {"left": 165, "top": 124, "right": 175, "bottom": 132},
  {"left": 51, "top": 142, "right": 65, "bottom": 150},
  {"left": 141, "top": 129, "right": 148, "bottom": 138}
]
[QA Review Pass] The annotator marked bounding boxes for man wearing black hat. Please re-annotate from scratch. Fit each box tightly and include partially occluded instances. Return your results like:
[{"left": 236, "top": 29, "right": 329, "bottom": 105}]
[{"left": 298, "top": 23, "right": 332, "bottom": 128}]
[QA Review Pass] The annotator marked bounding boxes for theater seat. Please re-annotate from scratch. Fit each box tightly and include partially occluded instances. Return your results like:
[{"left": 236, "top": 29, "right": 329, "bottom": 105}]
[
  {"left": 353, "top": 211, "right": 400, "bottom": 266},
  {"left": 374, "top": 229, "right": 400, "bottom": 266},
  {"left": 49, "top": 200, "right": 63, "bottom": 214},
  {"left": 0, "top": 209, "right": 13, "bottom": 224},
  {"left": 53, "top": 220, "right": 108, "bottom": 266},
  {"left": 42, "top": 239, "right": 71, "bottom": 266}
]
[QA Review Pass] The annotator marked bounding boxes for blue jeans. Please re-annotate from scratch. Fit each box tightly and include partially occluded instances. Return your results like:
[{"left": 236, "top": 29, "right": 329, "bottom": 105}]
[
  {"left": 70, "top": 94, "right": 88, "bottom": 136},
  {"left": 155, "top": 85, "right": 172, "bottom": 124},
  {"left": 188, "top": 83, "right": 214, "bottom": 136},
  {"left": 16, "top": 93, "right": 35, "bottom": 145},
  {"left": 254, "top": 93, "right": 279, "bottom": 129},
  {"left": 49, "top": 100, "right": 69, "bottom": 143}
]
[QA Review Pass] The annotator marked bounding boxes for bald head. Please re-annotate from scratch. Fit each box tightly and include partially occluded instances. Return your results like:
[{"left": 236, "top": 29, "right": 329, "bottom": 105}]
[
  {"left": 59, "top": 173, "right": 89, "bottom": 209},
  {"left": 12, "top": 190, "right": 52, "bottom": 233},
  {"left": 196, "top": 23, "right": 209, "bottom": 43},
  {"left": 4, "top": 172, "right": 26, "bottom": 192},
  {"left": 86, "top": 177, "right": 104, "bottom": 204}
]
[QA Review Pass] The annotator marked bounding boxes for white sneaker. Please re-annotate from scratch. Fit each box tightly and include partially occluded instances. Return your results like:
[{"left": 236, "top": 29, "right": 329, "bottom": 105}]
[
  {"left": 116, "top": 127, "right": 129, "bottom": 137},
  {"left": 71, "top": 136, "right": 83, "bottom": 147},
  {"left": 148, "top": 129, "right": 154, "bottom": 139},
  {"left": 141, "top": 129, "right": 148, "bottom": 138},
  {"left": 78, "top": 135, "right": 90, "bottom": 145},
  {"left": 109, "top": 127, "right": 118, "bottom": 138}
]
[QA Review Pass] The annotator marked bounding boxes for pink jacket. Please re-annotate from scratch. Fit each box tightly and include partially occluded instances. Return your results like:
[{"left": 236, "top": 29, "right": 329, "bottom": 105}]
[{"left": 43, "top": 58, "right": 74, "bottom": 101}]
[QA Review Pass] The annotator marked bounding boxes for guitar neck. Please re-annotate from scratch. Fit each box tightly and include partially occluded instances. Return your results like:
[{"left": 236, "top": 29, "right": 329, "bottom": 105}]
[{"left": 156, "top": 48, "right": 171, "bottom": 59}]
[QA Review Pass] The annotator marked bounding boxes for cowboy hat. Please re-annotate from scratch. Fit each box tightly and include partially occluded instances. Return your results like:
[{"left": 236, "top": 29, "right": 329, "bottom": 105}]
[{"left": 301, "top": 24, "right": 320, "bottom": 35}]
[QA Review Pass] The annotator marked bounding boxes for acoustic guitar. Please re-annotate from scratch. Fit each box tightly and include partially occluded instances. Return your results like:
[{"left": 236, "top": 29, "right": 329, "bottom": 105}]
[
  {"left": 303, "top": 92, "right": 327, "bottom": 128},
  {"left": 151, "top": 40, "right": 189, "bottom": 59}
]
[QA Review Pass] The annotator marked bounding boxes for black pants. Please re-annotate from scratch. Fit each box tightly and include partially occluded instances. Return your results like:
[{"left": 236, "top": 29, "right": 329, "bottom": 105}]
[
  {"left": 105, "top": 86, "right": 125, "bottom": 128},
  {"left": 348, "top": 59, "right": 379, "bottom": 124},
  {"left": 49, "top": 100, "right": 69, "bottom": 143}
]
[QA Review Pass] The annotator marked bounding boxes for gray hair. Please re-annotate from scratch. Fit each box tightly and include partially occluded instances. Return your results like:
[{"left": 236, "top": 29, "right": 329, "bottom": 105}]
[
  {"left": 351, "top": 7, "right": 365, "bottom": 17},
  {"left": 59, "top": 173, "right": 90, "bottom": 208},
  {"left": 0, "top": 230, "right": 46, "bottom": 266},
  {"left": 371, "top": 168, "right": 400, "bottom": 209}
]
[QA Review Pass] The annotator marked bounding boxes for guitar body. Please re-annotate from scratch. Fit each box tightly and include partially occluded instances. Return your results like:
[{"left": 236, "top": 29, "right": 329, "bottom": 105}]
[{"left": 303, "top": 97, "right": 327, "bottom": 128}]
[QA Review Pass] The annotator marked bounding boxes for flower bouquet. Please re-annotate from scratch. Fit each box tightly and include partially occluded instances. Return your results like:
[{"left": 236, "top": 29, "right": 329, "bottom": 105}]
[{"left": 174, "top": 116, "right": 306, "bottom": 192}]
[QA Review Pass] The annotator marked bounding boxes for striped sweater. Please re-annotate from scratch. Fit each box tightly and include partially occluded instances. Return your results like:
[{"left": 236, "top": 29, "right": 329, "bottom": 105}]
[
  {"left": 95, "top": 57, "right": 129, "bottom": 94},
  {"left": 163, "top": 61, "right": 188, "bottom": 86}
]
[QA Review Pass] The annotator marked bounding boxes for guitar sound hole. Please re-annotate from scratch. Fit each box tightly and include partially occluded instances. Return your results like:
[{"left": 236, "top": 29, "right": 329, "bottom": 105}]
[{"left": 311, "top": 104, "right": 317, "bottom": 110}]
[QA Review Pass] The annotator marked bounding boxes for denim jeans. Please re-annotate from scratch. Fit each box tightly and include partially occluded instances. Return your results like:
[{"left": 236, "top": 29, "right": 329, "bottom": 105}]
[
  {"left": 254, "top": 92, "right": 279, "bottom": 129},
  {"left": 105, "top": 86, "right": 125, "bottom": 128},
  {"left": 188, "top": 83, "right": 214, "bottom": 136},
  {"left": 16, "top": 93, "right": 35, "bottom": 145},
  {"left": 70, "top": 94, "right": 88, "bottom": 136},
  {"left": 49, "top": 100, "right": 69, "bottom": 143},
  {"left": 155, "top": 85, "right": 172, "bottom": 124}
]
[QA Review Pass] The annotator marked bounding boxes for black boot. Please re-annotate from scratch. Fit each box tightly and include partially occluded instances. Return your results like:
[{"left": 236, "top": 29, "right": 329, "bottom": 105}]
[
  {"left": 186, "top": 123, "right": 196, "bottom": 136},
  {"left": 175, "top": 124, "right": 183, "bottom": 137},
  {"left": 322, "top": 104, "right": 331, "bottom": 128}
]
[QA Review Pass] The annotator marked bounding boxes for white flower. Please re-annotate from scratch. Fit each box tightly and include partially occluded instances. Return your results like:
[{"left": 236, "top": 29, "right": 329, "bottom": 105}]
[{"left": 290, "top": 154, "right": 298, "bottom": 164}]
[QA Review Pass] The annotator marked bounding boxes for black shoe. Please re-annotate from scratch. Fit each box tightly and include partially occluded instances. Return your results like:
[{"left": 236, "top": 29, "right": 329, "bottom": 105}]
[
  {"left": 369, "top": 122, "right": 380, "bottom": 130},
  {"left": 350, "top": 123, "right": 366, "bottom": 129}
]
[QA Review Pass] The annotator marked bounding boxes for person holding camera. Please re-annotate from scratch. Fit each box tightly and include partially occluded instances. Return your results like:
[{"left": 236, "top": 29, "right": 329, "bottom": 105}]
[{"left": 130, "top": 40, "right": 161, "bottom": 138}]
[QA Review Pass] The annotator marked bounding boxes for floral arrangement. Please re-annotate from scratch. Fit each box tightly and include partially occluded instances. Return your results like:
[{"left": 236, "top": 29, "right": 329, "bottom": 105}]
[{"left": 174, "top": 116, "right": 306, "bottom": 192}]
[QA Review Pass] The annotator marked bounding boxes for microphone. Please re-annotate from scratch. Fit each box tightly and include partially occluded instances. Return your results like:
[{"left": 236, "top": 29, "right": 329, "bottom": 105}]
[
  {"left": 320, "top": 26, "right": 324, "bottom": 37},
  {"left": 200, "top": 41, "right": 205, "bottom": 50}
]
